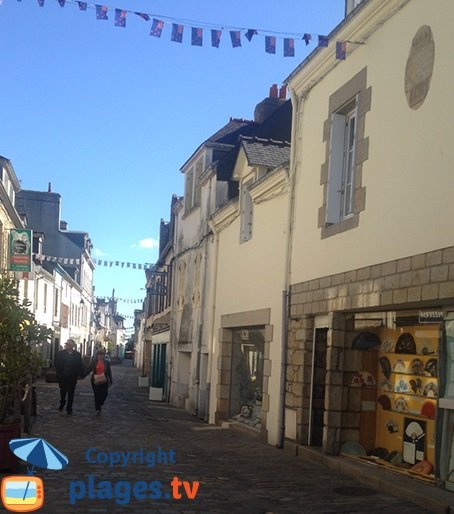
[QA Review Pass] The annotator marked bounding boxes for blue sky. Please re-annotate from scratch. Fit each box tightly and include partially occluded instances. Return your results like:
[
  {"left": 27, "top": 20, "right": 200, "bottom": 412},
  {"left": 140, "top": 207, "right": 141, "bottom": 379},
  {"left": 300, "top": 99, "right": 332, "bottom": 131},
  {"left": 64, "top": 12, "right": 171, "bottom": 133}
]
[{"left": 0, "top": 0, "right": 344, "bottom": 330}]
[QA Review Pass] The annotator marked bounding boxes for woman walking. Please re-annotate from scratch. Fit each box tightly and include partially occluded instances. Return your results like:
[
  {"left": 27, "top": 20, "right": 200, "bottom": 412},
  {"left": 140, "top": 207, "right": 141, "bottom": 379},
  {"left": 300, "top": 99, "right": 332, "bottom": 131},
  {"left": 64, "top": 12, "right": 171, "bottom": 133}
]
[{"left": 86, "top": 348, "right": 113, "bottom": 415}]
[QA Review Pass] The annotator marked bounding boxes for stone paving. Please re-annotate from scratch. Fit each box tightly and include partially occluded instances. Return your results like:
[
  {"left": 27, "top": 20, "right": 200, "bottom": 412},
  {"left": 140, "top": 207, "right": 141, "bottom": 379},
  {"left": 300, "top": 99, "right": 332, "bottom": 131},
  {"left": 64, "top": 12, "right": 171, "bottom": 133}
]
[{"left": 3, "top": 362, "right": 435, "bottom": 513}]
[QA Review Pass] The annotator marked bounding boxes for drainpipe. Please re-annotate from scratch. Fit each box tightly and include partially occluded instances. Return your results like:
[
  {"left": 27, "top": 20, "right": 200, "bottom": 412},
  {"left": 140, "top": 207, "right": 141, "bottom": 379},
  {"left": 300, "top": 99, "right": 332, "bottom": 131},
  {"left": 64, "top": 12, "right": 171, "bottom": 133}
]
[
  {"left": 207, "top": 218, "right": 220, "bottom": 424},
  {"left": 277, "top": 90, "right": 304, "bottom": 448}
]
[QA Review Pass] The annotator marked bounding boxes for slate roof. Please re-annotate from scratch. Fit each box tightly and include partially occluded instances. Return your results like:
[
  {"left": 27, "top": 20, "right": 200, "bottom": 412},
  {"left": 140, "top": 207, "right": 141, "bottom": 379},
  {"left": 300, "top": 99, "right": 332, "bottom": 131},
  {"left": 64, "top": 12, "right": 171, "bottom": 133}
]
[{"left": 240, "top": 136, "right": 290, "bottom": 168}]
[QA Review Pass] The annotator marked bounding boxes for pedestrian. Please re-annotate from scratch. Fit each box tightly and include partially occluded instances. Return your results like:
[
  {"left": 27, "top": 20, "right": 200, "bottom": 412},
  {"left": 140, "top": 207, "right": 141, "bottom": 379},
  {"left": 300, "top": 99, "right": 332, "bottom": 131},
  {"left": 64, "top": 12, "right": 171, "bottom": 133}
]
[
  {"left": 55, "top": 339, "right": 84, "bottom": 415},
  {"left": 85, "top": 348, "right": 113, "bottom": 415}
]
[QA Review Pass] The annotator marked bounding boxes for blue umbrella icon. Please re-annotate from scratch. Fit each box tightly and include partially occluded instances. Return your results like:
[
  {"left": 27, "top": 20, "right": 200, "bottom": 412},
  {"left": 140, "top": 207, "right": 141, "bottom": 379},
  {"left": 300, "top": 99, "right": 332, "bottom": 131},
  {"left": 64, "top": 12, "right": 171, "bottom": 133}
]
[{"left": 9, "top": 438, "right": 69, "bottom": 475}]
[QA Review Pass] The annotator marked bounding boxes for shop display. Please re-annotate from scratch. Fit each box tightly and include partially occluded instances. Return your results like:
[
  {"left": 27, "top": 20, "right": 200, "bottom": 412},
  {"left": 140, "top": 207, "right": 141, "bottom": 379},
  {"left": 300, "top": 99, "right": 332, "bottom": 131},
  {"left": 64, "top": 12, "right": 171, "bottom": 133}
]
[{"left": 375, "top": 325, "right": 439, "bottom": 472}]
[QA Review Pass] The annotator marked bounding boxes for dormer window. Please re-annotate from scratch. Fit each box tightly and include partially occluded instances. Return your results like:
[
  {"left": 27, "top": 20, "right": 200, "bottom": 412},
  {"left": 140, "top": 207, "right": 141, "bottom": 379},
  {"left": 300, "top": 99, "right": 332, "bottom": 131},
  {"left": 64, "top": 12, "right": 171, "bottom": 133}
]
[{"left": 184, "top": 156, "right": 204, "bottom": 212}]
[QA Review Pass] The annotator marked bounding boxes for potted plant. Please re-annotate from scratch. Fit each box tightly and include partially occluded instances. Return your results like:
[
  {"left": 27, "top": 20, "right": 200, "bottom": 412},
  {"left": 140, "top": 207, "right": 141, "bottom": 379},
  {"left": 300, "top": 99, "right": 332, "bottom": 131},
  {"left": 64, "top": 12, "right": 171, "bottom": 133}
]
[{"left": 0, "top": 277, "right": 51, "bottom": 470}]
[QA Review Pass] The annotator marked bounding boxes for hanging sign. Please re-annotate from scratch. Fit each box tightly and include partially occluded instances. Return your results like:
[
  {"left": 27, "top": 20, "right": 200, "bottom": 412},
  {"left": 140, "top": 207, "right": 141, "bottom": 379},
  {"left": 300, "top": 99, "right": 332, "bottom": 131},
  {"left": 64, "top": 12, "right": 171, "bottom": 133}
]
[{"left": 9, "top": 229, "right": 32, "bottom": 272}]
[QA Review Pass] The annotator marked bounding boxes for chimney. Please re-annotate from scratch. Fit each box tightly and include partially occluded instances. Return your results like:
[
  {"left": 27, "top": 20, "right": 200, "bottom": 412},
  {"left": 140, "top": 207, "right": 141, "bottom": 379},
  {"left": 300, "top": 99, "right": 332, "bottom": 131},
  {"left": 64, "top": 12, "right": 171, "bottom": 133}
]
[
  {"left": 60, "top": 220, "right": 68, "bottom": 231},
  {"left": 48, "top": 182, "right": 52, "bottom": 193},
  {"left": 254, "top": 84, "right": 286, "bottom": 123}
]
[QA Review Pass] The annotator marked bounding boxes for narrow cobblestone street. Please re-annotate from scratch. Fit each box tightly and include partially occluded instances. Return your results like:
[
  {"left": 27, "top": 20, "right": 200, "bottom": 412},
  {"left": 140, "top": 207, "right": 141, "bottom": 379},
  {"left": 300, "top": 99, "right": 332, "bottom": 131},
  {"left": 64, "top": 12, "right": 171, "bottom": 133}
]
[{"left": 13, "top": 363, "right": 435, "bottom": 513}]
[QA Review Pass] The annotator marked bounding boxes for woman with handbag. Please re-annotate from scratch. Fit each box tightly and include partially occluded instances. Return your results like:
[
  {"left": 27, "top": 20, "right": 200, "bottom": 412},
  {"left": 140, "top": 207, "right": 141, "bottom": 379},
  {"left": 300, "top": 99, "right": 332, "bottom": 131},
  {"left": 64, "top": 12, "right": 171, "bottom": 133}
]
[{"left": 87, "top": 348, "right": 113, "bottom": 415}]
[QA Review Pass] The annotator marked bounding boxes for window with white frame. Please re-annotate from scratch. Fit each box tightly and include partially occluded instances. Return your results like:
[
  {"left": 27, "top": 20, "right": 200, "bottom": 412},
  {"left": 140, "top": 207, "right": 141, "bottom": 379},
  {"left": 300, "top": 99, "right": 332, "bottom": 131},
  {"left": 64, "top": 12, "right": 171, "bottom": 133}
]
[
  {"left": 184, "top": 156, "right": 204, "bottom": 212},
  {"left": 325, "top": 97, "right": 357, "bottom": 224},
  {"left": 240, "top": 179, "right": 253, "bottom": 242}
]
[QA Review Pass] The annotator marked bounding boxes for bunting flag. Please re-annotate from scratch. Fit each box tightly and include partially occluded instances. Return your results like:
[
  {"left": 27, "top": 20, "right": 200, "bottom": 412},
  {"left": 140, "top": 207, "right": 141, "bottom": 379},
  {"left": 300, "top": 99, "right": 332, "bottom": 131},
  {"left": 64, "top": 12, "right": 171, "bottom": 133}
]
[
  {"left": 135, "top": 12, "right": 150, "bottom": 21},
  {"left": 284, "top": 38, "right": 295, "bottom": 57},
  {"left": 171, "top": 23, "right": 184, "bottom": 43},
  {"left": 33, "top": 253, "right": 80, "bottom": 266},
  {"left": 211, "top": 29, "right": 221, "bottom": 48},
  {"left": 230, "top": 30, "right": 241, "bottom": 48},
  {"left": 303, "top": 33, "right": 312, "bottom": 46},
  {"left": 265, "top": 36, "right": 276, "bottom": 54},
  {"left": 95, "top": 4, "right": 108, "bottom": 20},
  {"left": 318, "top": 35, "right": 329, "bottom": 47},
  {"left": 150, "top": 18, "right": 164, "bottom": 38},
  {"left": 114, "top": 9, "right": 127, "bottom": 28},
  {"left": 336, "top": 40, "right": 346, "bottom": 60},
  {"left": 191, "top": 27, "right": 203, "bottom": 47},
  {"left": 245, "top": 29, "right": 257, "bottom": 42},
  {"left": 6, "top": 1, "right": 358, "bottom": 60}
]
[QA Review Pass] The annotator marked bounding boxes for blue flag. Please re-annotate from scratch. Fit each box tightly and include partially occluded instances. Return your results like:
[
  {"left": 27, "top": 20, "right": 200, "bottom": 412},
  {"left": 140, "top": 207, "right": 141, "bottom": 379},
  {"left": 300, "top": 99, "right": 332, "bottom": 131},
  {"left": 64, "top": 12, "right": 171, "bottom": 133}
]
[
  {"left": 58, "top": 0, "right": 65, "bottom": 7},
  {"left": 96, "top": 5, "right": 108, "bottom": 20},
  {"left": 318, "top": 35, "right": 329, "bottom": 47},
  {"left": 37, "top": 0, "right": 44, "bottom": 6},
  {"left": 284, "top": 38, "right": 295, "bottom": 57},
  {"left": 336, "top": 41, "right": 347, "bottom": 60},
  {"left": 135, "top": 12, "right": 150, "bottom": 21},
  {"left": 211, "top": 29, "right": 222, "bottom": 48},
  {"left": 245, "top": 29, "right": 257, "bottom": 42},
  {"left": 230, "top": 31, "right": 241, "bottom": 48},
  {"left": 150, "top": 18, "right": 164, "bottom": 38},
  {"left": 191, "top": 27, "right": 203, "bottom": 46},
  {"left": 171, "top": 23, "right": 184, "bottom": 43},
  {"left": 265, "top": 36, "right": 276, "bottom": 54},
  {"left": 115, "top": 9, "right": 127, "bottom": 28}
]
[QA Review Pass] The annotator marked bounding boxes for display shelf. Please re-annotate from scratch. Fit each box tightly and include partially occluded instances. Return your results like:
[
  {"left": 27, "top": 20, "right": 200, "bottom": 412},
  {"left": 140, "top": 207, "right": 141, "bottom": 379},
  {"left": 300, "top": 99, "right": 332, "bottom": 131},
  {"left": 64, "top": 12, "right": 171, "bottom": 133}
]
[
  {"left": 382, "top": 409, "right": 435, "bottom": 421},
  {"left": 382, "top": 352, "right": 438, "bottom": 358},
  {"left": 392, "top": 371, "right": 438, "bottom": 378},
  {"left": 389, "top": 391, "right": 437, "bottom": 399}
]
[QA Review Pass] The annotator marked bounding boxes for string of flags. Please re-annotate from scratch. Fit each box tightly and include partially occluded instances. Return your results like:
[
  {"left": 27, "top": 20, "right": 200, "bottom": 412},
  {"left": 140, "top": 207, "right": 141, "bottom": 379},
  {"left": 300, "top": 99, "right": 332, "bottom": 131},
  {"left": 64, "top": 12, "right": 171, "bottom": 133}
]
[
  {"left": 33, "top": 253, "right": 155, "bottom": 270},
  {"left": 97, "top": 295, "right": 143, "bottom": 304},
  {"left": 94, "top": 259, "right": 154, "bottom": 270},
  {"left": 8, "top": 0, "right": 356, "bottom": 60}
]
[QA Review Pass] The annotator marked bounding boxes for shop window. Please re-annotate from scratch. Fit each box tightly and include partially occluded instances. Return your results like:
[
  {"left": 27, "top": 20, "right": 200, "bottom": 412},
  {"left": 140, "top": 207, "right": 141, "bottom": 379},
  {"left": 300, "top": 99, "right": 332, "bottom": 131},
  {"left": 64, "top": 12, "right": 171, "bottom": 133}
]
[{"left": 229, "top": 327, "right": 264, "bottom": 428}]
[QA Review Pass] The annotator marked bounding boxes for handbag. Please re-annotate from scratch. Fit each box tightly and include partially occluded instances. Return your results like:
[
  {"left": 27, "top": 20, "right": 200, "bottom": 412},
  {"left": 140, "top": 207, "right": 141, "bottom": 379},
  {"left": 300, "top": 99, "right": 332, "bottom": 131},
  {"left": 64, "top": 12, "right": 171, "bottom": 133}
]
[{"left": 93, "top": 372, "right": 107, "bottom": 385}]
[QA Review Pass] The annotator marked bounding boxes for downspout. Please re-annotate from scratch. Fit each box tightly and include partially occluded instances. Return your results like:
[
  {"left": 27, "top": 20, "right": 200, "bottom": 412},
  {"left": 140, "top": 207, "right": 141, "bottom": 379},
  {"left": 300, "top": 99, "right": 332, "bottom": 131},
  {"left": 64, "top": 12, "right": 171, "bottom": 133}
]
[
  {"left": 277, "top": 90, "right": 304, "bottom": 448},
  {"left": 207, "top": 217, "right": 220, "bottom": 425}
]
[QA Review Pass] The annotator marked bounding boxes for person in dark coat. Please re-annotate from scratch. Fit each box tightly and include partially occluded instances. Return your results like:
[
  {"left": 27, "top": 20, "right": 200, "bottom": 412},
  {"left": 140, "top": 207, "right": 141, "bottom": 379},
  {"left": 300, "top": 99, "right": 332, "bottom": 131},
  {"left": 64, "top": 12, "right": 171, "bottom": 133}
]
[
  {"left": 55, "top": 339, "right": 84, "bottom": 415},
  {"left": 85, "top": 348, "right": 113, "bottom": 415}
]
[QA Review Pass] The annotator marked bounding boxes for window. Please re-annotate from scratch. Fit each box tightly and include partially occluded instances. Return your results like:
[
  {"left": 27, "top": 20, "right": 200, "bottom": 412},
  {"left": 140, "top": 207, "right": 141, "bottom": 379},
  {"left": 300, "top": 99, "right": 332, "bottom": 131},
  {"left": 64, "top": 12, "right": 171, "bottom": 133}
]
[
  {"left": 240, "top": 180, "right": 253, "bottom": 242},
  {"left": 326, "top": 98, "right": 357, "bottom": 224},
  {"left": 319, "top": 68, "right": 370, "bottom": 238},
  {"left": 43, "top": 283, "right": 48, "bottom": 313},
  {"left": 184, "top": 157, "right": 204, "bottom": 212}
]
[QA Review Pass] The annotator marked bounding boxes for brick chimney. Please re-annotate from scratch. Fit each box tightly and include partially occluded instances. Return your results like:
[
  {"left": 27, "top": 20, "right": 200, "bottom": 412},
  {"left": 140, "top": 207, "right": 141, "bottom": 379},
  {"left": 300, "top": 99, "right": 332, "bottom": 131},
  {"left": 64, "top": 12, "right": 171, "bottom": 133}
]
[{"left": 254, "top": 84, "right": 287, "bottom": 123}]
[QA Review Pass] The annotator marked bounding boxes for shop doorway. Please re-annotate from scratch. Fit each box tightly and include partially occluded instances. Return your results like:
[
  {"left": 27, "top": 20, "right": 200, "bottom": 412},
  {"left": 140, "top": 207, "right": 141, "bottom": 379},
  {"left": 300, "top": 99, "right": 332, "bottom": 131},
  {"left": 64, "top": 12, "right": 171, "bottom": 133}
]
[
  {"left": 229, "top": 327, "right": 264, "bottom": 428},
  {"left": 310, "top": 328, "right": 328, "bottom": 446}
]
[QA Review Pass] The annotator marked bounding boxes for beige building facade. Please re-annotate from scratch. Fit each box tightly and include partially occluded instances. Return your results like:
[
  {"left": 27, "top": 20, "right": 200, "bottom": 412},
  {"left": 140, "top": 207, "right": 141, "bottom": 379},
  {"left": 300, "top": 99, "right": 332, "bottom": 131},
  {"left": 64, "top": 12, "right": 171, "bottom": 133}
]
[{"left": 285, "top": 0, "right": 454, "bottom": 489}]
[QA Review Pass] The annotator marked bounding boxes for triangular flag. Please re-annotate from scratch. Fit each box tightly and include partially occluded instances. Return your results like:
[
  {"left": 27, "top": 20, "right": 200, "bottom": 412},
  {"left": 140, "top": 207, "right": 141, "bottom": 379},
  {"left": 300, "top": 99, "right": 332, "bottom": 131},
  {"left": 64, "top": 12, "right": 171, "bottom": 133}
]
[
  {"left": 211, "top": 29, "right": 222, "bottom": 48},
  {"left": 303, "top": 33, "right": 312, "bottom": 46},
  {"left": 114, "top": 9, "right": 127, "bottom": 28},
  {"left": 245, "top": 29, "right": 258, "bottom": 42},
  {"left": 135, "top": 12, "right": 150, "bottom": 21},
  {"left": 58, "top": 0, "right": 65, "bottom": 7},
  {"left": 150, "top": 18, "right": 164, "bottom": 38},
  {"left": 37, "top": 0, "right": 44, "bottom": 6},
  {"left": 77, "top": 1, "right": 87, "bottom": 10}
]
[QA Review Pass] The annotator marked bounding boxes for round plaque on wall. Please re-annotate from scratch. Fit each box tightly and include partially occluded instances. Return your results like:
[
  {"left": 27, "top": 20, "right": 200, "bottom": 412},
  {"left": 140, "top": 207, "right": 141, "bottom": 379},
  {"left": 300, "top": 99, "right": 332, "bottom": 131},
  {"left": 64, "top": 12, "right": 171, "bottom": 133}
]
[{"left": 404, "top": 25, "right": 435, "bottom": 110}]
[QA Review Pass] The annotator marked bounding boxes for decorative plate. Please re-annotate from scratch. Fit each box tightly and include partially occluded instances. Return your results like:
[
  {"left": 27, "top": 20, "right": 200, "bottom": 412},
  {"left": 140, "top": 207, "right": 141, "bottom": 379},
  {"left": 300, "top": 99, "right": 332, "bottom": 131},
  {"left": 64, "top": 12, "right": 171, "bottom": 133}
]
[
  {"left": 425, "top": 359, "right": 437, "bottom": 377},
  {"left": 423, "top": 382, "right": 438, "bottom": 398},
  {"left": 380, "top": 356, "right": 392, "bottom": 379},
  {"left": 394, "top": 396, "right": 409, "bottom": 412},
  {"left": 395, "top": 379, "right": 409, "bottom": 393},
  {"left": 393, "top": 359, "right": 407, "bottom": 373},
  {"left": 395, "top": 333, "right": 416, "bottom": 354},
  {"left": 410, "top": 358, "right": 424, "bottom": 375}
]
